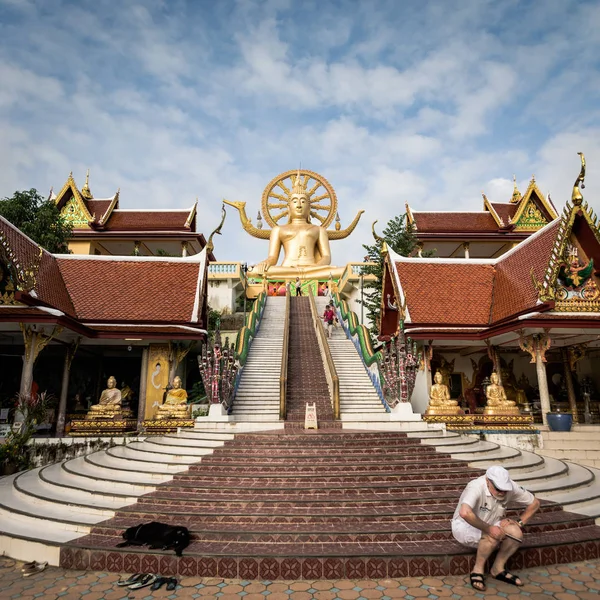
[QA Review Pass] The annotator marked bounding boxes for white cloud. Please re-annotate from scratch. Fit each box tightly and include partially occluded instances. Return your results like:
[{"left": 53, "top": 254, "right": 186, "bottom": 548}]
[{"left": 0, "top": 0, "right": 599, "bottom": 270}]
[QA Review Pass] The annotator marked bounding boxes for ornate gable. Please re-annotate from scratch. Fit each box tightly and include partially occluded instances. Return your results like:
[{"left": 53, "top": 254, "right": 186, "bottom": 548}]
[
  {"left": 54, "top": 173, "right": 93, "bottom": 229},
  {"left": 511, "top": 177, "right": 558, "bottom": 231},
  {"left": 0, "top": 226, "right": 41, "bottom": 304},
  {"left": 531, "top": 153, "right": 600, "bottom": 312}
]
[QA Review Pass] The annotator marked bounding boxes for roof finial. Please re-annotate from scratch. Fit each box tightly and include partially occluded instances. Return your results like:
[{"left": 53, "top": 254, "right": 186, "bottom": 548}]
[
  {"left": 81, "top": 168, "right": 93, "bottom": 199},
  {"left": 572, "top": 152, "right": 586, "bottom": 206},
  {"left": 510, "top": 175, "right": 522, "bottom": 204}
]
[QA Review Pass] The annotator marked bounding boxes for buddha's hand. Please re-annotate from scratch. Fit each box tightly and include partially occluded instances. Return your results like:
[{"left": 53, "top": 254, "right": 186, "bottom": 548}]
[{"left": 252, "top": 261, "right": 271, "bottom": 276}]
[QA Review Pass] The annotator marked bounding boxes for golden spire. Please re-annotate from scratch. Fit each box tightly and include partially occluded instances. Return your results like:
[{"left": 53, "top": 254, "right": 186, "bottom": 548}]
[
  {"left": 572, "top": 152, "right": 586, "bottom": 206},
  {"left": 510, "top": 175, "right": 522, "bottom": 204},
  {"left": 291, "top": 168, "right": 307, "bottom": 195},
  {"left": 335, "top": 211, "right": 341, "bottom": 231},
  {"left": 81, "top": 169, "right": 93, "bottom": 199}
]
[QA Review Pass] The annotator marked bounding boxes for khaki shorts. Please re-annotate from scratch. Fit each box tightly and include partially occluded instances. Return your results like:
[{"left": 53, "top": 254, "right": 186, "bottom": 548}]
[{"left": 451, "top": 518, "right": 501, "bottom": 549}]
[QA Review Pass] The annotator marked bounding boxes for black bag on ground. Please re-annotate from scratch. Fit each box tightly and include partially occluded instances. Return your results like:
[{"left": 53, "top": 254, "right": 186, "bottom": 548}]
[{"left": 116, "top": 521, "right": 191, "bottom": 556}]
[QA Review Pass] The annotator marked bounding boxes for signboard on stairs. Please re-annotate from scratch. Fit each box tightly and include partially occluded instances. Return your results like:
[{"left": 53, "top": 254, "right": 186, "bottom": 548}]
[{"left": 305, "top": 402, "right": 318, "bottom": 429}]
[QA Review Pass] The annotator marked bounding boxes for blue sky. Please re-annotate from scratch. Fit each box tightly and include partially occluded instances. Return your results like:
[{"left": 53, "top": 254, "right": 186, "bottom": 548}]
[{"left": 1, "top": 0, "right": 600, "bottom": 265}]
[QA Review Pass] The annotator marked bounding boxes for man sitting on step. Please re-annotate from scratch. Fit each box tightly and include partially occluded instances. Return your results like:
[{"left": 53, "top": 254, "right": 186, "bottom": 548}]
[{"left": 451, "top": 465, "right": 540, "bottom": 592}]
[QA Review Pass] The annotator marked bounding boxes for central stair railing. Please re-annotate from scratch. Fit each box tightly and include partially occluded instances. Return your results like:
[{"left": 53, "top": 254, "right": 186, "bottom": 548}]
[
  {"left": 279, "top": 291, "right": 290, "bottom": 419},
  {"left": 308, "top": 290, "right": 340, "bottom": 419}
]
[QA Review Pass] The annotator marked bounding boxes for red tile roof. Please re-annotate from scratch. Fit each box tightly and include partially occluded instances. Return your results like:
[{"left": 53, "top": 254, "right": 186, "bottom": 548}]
[
  {"left": 490, "top": 220, "right": 560, "bottom": 323},
  {"left": 56, "top": 258, "right": 202, "bottom": 322},
  {"left": 395, "top": 261, "right": 495, "bottom": 325},
  {"left": 412, "top": 212, "right": 500, "bottom": 233},
  {"left": 391, "top": 219, "right": 562, "bottom": 330},
  {"left": 102, "top": 210, "right": 190, "bottom": 231},
  {"left": 85, "top": 199, "right": 113, "bottom": 223},
  {"left": 0, "top": 217, "right": 76, "bottom": 316},
  {"left": 490, "top": 203, "right": 518, "bottom": 225}
]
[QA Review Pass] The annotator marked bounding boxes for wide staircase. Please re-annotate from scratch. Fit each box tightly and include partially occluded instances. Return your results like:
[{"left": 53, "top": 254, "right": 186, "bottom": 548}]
[
  {"left": 538, "top": 425, "right": 600, "bottom": 468},
  {"left": 1, "top": 427, "right": 600, "bottom": 578},
  {"left": 231, "top": 297, "right": 286, "bottom": 421},
  {"left": 285, "top": 297, "right": 338, "bottom": 428},
  {"left": 315, "top": 297, "right": 385, "bottom": 417}
]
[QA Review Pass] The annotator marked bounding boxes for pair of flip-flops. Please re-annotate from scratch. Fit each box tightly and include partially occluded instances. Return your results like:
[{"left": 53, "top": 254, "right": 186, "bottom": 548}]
[
  {"left": 117, "top": 573, "right": 177, "bottom": 590},
  {"left": 470, "top": 570, "right": 523, "bottom": 591},
  {"left": 151, "top": 577, "right": 178, "bottom": 591},
  {"left": 21, "top": 561, "right": 48, "bottom": 577}
]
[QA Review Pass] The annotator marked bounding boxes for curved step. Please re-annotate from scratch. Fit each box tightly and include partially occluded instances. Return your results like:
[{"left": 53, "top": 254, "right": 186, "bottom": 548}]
[
  {"left": 64, "top": 456, "right": 171, "bottom": 486},
  {"left": 85, "top": 450, "right": 188, "bottom": 475},
  {"left": 38, "top": 464, "right": 140, "bottom": 504}
]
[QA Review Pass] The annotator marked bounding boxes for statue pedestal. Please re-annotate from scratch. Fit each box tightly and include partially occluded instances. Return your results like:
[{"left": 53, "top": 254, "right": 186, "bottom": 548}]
[
  {"left": 473, "top": 413, "right": 535, "bottom": 431},
  {"left": 69, "top": 408, "right": 137, "bottom": 436},
  {"left": 142, "top": 418, "right": 195, "bottom": 435},
  {"left": 422, "top": 413, "right": 476, "bottom": 429},
  {"left": 389, "top": 402, "right": 422, "bottom": 421}
]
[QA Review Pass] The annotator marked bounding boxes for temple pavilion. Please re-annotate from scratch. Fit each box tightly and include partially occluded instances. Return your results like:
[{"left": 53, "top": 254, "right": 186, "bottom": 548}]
[
  {"left": 381, "top": 162, "right": 600, "bottom": 426},
  {"left": 407, "top": 176, "right": 558, "bottom": 258},
  {"left": 0, "top": 213, "right": 210, "bottom": 435},
  {"left": 52, "top": 171, "right": 214, "bottom": 259}
]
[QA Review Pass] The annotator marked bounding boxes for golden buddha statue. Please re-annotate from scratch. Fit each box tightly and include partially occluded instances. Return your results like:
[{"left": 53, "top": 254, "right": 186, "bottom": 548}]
[
  {"left": 499, "top": 367, "right": 528, "bottom": 409},
  {"left": 483, "top": 372, "right": 520, "bottom": 415},
  {"left": 156, "top": 376, "right": 190, "bottom": 420},
  {"left": 224, "top": 169, "right": 364, "bottom": 280},
  {"left": 87, "top": 376, "right": 131, "bottom": 420},
  {"left": 425, "top": 371, "right": 462, "bottom": 415}
]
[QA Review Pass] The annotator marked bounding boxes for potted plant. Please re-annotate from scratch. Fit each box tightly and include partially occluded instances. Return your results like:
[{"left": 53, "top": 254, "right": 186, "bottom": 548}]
[
  {"left": 0, "top": 391, "right": 55, "bottom": 474},
  {"left": 546, "top": 407, "right": 573, "bottom": 432}
]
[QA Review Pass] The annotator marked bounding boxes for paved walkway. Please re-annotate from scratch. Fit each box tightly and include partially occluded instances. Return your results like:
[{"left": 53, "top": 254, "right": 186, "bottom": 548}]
[{"left": 0, "top": 557, "right": 598, "bottom": 599}]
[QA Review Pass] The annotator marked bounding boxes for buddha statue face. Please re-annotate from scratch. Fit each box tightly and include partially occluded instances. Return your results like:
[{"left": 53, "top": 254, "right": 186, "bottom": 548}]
[
  {"left": 172, "top": 376, "right": 182, "bottom": 389},
  {"left": 289, "top": 192, "right": 310, "bottom": 222},
  {"left": 107, "top": 376, "right": 116, "bottom": 389},
  {"left": 434, "top": 371, "right": 443, "bottom": 385},
  {"left": 490, "top": 372, "right": 499, "bottom": 385}
]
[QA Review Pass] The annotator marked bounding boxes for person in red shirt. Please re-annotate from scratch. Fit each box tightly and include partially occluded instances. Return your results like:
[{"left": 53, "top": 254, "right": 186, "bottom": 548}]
[{"left": 323, "top": 305, "right": 335, "bottom": 338}]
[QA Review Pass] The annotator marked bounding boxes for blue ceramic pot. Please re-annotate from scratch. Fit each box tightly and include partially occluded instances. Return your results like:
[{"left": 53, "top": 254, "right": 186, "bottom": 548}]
[{"left": 546, "top": 412, "right": 573, "bottom": 432}]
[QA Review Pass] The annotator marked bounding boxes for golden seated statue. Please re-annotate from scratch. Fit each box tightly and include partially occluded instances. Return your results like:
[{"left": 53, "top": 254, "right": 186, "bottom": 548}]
[
  {"left": 483, "top": 372, "right": 520, "bottom": 415},
  {"left": 156, "top": 376, "right": 190, "bottom": 420},
  {"left": 86, "top": 376, "right": 132, "bottom": 420},
  {"left": 425, "top": 371, "right": 463, "bottom": 415},
  {"left": 224, "top": 169, "right": 364, "bottom": 281}
]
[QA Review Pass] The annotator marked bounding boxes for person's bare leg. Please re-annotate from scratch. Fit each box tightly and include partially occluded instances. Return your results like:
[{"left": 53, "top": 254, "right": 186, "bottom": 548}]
[
  {"left": 473, "top": 534, "right": 500, "bottom": 576},
  {"left": 490, "top": 520, "right": 523, "bottom": 585}
]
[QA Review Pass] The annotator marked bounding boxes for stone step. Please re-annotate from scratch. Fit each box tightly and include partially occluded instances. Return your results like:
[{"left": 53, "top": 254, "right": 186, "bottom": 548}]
[
  {"left": 63, "top": 525, "right": 600, "bottom": 579},
  {"left": 84, "top": 450, "right": 189, "bottom": 475}
]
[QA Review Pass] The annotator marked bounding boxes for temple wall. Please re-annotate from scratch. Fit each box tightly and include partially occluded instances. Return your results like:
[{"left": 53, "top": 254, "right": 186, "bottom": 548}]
[
  {"left": 68, "top": 240, "right": 92, "bottom": 254},
  {"left": 207, "top": 280, "right": 238, "bottom": 313},
  {"left": 411, "top": 369, "right": 430, "bottom": 414}
]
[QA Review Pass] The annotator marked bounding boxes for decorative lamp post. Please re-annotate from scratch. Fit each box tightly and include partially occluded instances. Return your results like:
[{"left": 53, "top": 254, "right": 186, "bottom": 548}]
[{"left": 241, "top": 262, "right": 248, "bottom": 324}]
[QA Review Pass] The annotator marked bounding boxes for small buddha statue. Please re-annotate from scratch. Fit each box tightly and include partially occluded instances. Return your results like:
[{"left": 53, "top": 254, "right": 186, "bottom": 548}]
[
  {"left": 120, "top": 382, "right": 134, "bottom": 409},
  {"left": 483, "top": 372, "right": 520, "bottom": 415},
  {"left": 86, "top": 376, "right": 127, "bottom": 419},
  {"left": 156, "top": 376, "right": 190, "bottom": 420},
  {"left": 425, "top": 371, "right": 462, "bottom": 415}
]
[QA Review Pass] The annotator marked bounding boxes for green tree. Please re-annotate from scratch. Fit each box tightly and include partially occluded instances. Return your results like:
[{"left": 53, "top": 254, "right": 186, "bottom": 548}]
[
  {"left": 361, "top": 214, "right": 431, "bottom": 335},
  {"left": 0, "top": 189, "right": 72, "bottom": 253}
]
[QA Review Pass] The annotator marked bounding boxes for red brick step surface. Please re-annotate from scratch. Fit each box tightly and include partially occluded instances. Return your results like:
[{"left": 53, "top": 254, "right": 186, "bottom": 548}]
[{"left": 61, "top": 429, "right": 600, "bottom": 579}]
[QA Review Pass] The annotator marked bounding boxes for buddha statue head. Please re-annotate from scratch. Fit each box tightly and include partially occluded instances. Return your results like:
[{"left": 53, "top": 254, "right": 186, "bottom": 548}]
[
  {"left": 107, "top": 376, "right": 117, "bottom": 389},
  {"left": 289, "top": 171, "right": 310, "bottom": 223},
  {"left": 490, "top": 372, "right": 500, "bottom": 385},
  {"left": 172, "top": 376, "right": 182, "bottom": 389},
  {"left": 434, "top": 371, "right": 443, "bottom": 385}
]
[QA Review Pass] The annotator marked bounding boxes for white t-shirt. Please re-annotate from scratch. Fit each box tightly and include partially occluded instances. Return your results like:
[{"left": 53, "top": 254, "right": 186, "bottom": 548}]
[{"left": 452, "top": 474, "right": 535, "bottom": 527}]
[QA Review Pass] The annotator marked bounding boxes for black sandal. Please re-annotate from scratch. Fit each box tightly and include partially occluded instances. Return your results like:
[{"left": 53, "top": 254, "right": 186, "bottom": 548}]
[
  {"left": 166, "top": 577, "right": 178, "bottom": 591},
  {"left": 494, "top": 570, "right": 523, "bottom": 586},
  {"left": 469, "top": 572, "right": 486, "bottom": 591}
]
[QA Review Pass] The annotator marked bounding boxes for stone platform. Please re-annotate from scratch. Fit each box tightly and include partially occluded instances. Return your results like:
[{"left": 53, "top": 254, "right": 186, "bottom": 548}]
[
  {"left": 58, "top": 429, "right": 600, "bottom": 580},
  {"left": 142, "top": 419, "right": 195, "bottom": 434},
  {"left": 68, "top": 418, "right": 138, "bottom": 437}
]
